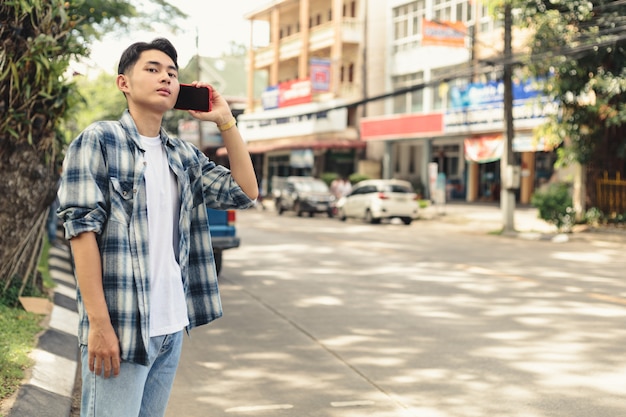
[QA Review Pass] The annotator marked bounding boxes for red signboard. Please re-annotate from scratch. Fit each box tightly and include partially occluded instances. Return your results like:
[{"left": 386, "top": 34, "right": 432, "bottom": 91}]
[
  {"left": 360, "top": 113, "right": 444, "bottom": 141},
  {"left": 279, "top": 78, "right": 312, "bottom": 107}
]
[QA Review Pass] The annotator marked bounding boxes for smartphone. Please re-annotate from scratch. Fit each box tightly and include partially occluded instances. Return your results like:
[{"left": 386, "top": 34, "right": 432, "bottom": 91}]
[{"left": 174, "top": 84, "right": 212, "bottom": 112}]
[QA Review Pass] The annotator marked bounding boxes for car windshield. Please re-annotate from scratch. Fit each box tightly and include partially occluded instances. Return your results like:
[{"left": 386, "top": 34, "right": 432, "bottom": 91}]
[
  {"left": 294, "top": 180, "right": 329, "bottom": 193},
  {"left": 383, "top": 184, "right": 413, "bottom": 193}
]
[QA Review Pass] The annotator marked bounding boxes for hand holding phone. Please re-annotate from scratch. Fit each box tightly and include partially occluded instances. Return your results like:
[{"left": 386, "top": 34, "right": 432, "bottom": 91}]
[{"left": 174, "top": 84, "right": 212, "bottom": 112}]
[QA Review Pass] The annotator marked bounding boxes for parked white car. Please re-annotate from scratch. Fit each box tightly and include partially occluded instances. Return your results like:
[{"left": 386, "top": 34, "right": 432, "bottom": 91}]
[{"left": 336, "top": 179, "right": 419, "bottom": 225}]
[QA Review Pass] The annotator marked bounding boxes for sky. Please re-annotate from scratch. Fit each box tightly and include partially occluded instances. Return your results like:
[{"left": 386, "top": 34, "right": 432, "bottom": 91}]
[{"left": 75, "top": 0, "right": 270, "bottom": 77}]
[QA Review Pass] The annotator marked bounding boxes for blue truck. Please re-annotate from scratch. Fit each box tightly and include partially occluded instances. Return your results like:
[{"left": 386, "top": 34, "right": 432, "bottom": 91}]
[{"left": 207, "top": 208, "right": 240, "bottom": 276}]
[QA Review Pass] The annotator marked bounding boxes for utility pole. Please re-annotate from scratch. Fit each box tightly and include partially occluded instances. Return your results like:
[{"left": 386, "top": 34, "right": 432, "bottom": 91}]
[{"left": 501, "top": 2, "right": 517, "bottom": 233}]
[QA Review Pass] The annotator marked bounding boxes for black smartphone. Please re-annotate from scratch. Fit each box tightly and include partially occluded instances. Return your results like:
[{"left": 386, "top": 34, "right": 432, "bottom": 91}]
[{"left": 174, "top": 84, "right": 212, "bottom": 112}]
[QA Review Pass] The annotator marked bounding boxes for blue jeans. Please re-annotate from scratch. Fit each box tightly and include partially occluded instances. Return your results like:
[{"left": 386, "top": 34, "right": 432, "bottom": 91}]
[{"left": 80, "top": 331, "right": 183, "bottom": 417}]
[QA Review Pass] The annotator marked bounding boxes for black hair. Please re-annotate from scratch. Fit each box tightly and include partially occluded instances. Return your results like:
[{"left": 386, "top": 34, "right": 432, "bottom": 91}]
[{"left": 117, "top": 38, "right": 178, "bottom": 75}]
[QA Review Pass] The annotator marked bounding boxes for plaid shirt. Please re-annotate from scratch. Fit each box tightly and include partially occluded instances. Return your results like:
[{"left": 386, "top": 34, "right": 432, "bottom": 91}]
[{"left": 57, "top": 110, "right": 254, "bottom": 365}]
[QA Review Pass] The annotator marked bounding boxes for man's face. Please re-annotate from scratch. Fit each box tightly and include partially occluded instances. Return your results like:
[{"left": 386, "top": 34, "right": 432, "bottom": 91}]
[{"left": 118, "top": 49, "right": 180, "bottom": 113}]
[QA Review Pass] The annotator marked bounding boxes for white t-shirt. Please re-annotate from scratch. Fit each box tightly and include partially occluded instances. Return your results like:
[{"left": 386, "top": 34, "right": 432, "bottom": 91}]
[{"left": 140, "top": 135, "right": 189, "bottom": 337}]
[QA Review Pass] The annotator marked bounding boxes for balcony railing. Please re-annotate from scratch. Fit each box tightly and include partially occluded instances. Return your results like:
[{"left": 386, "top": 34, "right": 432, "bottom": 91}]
[{"left": 252, "top": 18, "right": 363, "bottom": 69}]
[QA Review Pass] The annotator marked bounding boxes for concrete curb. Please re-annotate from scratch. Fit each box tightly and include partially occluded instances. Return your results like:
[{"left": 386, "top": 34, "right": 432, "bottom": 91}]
[{"left": 8, "top": 243, "right": 78, "bottom": 417}]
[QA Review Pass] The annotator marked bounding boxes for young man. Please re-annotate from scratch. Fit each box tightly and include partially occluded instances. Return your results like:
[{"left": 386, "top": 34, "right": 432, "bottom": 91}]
[{"left": 57, "top": 38, "right": 258, "bottom": 417}]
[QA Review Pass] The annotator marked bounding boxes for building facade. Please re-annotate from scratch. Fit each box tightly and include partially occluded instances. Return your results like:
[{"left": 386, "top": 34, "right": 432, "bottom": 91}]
[
  {"left": 240, "top": 0, "right": 389, "bottom": 194},
  {"left": 360, "top": 0, "right": 558, "bottom": 204},
  {"left": 241, "top": 0, "right": 558, "bottom": 203}
]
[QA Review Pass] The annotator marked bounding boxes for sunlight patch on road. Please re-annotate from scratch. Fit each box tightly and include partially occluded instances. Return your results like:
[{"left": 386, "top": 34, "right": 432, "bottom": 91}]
[
  {"left": 419, "top": 310, "right": 464, "bottom": 319},
  {"left": 512, "top": 361, "right": 626, "bottom": 396},
  {"left": 455, "top": 262, "right": 626, "bottom": 308},
  {"left": 330, "top": 400, "right": 375, "bottom": 407},
  {"left": 589, "top": 292, "right": 626, "bottom": 306},
  {"left": 197, "top": 361, "right": 224, "bottom": 370},
  {"left": 295, "top": 296, "right": 343, "bottom": 307},
  {"left": 484, "top": 331, "right": 536, "bottom": 341},
  {"left": 351, "top": 356, "right": 405, "bottom": 367},
  {"left": 225, "top": 404, "right": 293, "bottom": 412},
  {"left": 321, "top": 334, "right": 372, "bottom": 347},
  {"left": 551, "top": 250, "right": 614, "bottom": 263}
]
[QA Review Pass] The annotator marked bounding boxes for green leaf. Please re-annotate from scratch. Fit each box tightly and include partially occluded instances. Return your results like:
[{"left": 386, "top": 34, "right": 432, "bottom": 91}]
[{"left": 7, "top": 128, "right": 19, "bottom": 139}]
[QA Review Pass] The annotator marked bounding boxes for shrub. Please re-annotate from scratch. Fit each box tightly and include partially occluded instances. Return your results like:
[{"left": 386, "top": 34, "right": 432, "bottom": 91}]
[
  {"left": 531, "top": 182, "right": 574, "bottom": 231},
  {"left": 320, "top": 172, "right": 339, "bottom": 187},
  {"left": 348, "top": 173, "right": 370, "bottom": 184},
  {"left": 584, "top": 207, "right": 603, "bottom": 226}
]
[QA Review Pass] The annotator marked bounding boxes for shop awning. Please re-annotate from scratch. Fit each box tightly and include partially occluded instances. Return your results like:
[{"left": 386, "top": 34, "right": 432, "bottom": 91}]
[
  {"left": 464, "top": 134, "right": 557, "bottom": 163},
  {"left": 464, "top": 135, "right": 503, "bottom": 163}
]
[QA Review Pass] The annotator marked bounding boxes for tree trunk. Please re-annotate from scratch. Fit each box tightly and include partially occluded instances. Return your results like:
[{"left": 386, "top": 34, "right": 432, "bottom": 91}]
[
  {"left": 572, "top": 163, "right": 586, "bottom": 222},
  {"left": 0, "top": 143, "right": 57, "bottom": 292}
]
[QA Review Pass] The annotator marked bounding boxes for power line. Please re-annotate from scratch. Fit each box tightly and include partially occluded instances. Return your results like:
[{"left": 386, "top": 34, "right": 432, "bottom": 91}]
[
  {"left": 345, "top": 26, "right": 626, "bottom": 110},
  {"left": 245, "top": 6, "right": 626, "bottom": 117}
]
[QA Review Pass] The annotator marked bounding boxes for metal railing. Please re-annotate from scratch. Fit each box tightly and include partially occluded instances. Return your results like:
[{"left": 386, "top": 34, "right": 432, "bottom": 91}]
[{"left": 596, "top": 172, "right": 626, "bottom": 215}]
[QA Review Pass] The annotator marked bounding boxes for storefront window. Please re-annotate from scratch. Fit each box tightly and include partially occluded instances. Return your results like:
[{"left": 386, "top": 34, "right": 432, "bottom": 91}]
[
  {"left": 479, "top": 162, "right": 500, "bottom": 201},
  {"left": 431, "top": 143, "right": 465, "bottom": 200},
  {"left": 432, "top": 144, "right": 460, "bottom": 179}
]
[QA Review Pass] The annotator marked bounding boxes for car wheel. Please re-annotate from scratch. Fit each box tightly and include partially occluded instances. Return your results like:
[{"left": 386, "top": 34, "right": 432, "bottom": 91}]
[
  {"left": 365, "top": 209, "right": 380, "bottom": 224},
  {"left": 295, "top": 201, "right": 303, "bottom": 217},
  {"left": 402, "top": 217, "right": 412, "bottom": 225},
  {"left": 308, "top": 211, "right": 314, "bottom": 217},
  {"left": 276, "top": 199, "right": 284, "bottom": 215}
]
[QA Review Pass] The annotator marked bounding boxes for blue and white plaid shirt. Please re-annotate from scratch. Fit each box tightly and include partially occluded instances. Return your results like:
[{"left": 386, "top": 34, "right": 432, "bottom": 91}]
[{"left": 57, "top": 110, "right": 254, "bottom": 365}]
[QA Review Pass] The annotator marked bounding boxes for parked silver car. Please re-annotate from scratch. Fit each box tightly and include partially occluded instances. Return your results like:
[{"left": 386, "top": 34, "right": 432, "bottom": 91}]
[
  {"left": 273, "top": 176, "right": 336, "bottom": 217},
  {"left": 336, "top": 179, "right": 418, "bottom": 225}
]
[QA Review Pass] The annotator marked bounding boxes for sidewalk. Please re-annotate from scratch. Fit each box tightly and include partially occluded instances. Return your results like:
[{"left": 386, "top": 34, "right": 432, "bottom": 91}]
[
  {"left": 5, "top": 241, "right": 78, "bottom": 417},
  {"left": 418, "top": 201, "right": 626, "bottom": 244},
  {"left": 5, "top": 201, "right": 624, "bottom": 417},
  {"left": 420, "top": 201, "right": 557, "bottom": 232}
]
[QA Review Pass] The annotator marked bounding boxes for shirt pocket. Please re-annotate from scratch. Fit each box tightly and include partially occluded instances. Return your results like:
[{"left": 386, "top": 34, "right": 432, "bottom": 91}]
[
  {"left": 109, "top": 177, "right": 134, "bottom": 225},
  {"left": 184, "top": 163, "right": 204, "bottom": 208}
]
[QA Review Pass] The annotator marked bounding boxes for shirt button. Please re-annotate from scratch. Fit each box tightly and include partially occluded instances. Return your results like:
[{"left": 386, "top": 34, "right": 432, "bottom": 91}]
[
  {"left": 122, "top": 191, "right": 127, "bottom": 196},
  {"left": 133, "top": 189, "right": 137, "bottom": 194}
]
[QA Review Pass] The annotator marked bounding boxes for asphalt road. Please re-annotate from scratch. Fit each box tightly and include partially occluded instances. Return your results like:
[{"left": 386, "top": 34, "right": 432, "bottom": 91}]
[{"left": 165, "top": 207, "right": 626, "bottom": 417}]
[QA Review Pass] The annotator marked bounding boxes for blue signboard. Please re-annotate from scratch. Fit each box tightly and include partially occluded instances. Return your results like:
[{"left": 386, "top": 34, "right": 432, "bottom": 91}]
[
  {"left": 310, "top": 58, "right": 331, "bottom": 92},
  {"left": 449, "top": 78, "right": 544, "bottom": 109},
  {"left": 261, "top": 85, "right": 279, "bottom": 110}
]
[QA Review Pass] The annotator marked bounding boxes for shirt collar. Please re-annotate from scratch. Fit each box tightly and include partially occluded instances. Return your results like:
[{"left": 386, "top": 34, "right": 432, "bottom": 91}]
[{"left": 119, "top": 109, "right": 175, "bottom": 150}]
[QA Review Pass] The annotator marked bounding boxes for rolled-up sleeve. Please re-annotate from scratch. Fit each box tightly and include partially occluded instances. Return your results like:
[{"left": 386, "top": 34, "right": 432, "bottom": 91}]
[
  {"left": 57, "top": 125, "right": 110, "bottom": 240},
  {"left": 181, "top": 144, "right": 255, "bottom": 210}
]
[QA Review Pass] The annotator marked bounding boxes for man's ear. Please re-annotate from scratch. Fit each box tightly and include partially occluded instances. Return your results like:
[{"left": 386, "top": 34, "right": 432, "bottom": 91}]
[{"left": 116, "top": 74, "right": 129, "bottom": 93}]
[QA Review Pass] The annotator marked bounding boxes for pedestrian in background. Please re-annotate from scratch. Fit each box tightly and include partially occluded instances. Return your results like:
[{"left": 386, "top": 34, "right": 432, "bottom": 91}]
[
  {"left": 57, "top": 38, "right": 258, "bottom": 417},
  {"left": 330, "top": 176, "right": 342, "bottom": 199},
  {"left": 339, "top": 177, "right": 352, "bottom": 197}
]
